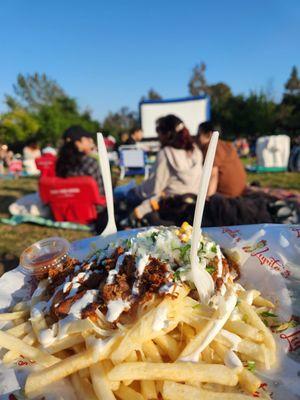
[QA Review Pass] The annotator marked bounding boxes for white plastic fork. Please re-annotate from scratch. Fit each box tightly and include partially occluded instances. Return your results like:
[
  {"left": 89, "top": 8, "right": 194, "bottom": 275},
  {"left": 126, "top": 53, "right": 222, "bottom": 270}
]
[
  {"left": 97, "top": 132, "right": 117, "bottom": 237},
  {"left": 190, "top": 131, "right": 219, "bottom": 304}
]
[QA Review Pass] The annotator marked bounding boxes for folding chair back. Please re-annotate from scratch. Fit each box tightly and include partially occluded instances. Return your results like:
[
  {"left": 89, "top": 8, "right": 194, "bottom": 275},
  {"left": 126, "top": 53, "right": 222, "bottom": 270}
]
[{"left": 39, "top": 176, "right": 106, "bottom": 224}]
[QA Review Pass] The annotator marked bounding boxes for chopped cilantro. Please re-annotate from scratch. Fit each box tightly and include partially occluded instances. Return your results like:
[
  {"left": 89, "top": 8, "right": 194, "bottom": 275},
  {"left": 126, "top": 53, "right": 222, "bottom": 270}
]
[
  {"left": 173, "top": 270, "right": 181, "bottom": 281},
  {"left": 205, "top": 265, "right": 215, "bottom": 274},
  {"left": 198, "top": 241, "right": 205, "bottom": 253},
  {"left": 246, "top": 361, "right": 256, "bottom": 372},
  {"left": 260, "top": 311, "right": 278, "bottom": 318},
  {"left": 262, "top": 319, "right": 269, "bottom": 327},
  {"left": 150, "top": 232, "right": 159, "bottom": 243},
  {"left": 125, "top": 238, "right": 131, "bottom": 248},
  {"left": 179, "top": 244, "right": 191, "bottom": 259},
  {"left": 211, "top": 244, "right": 217, "bottom": 253}
]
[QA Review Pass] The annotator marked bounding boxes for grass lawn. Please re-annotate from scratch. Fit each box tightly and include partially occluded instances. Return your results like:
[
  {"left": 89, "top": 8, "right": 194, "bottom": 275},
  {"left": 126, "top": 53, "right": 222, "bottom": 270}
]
[{"left": 0, "top": 170, "right": 299, "bottom": 275}]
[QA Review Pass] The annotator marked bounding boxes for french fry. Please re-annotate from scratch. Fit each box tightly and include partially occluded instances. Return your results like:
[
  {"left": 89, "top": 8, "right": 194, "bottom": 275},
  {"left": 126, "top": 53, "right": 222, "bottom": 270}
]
[
  {"left": 237, "top": 290, "right": 260, "bottom": 305},
  {"left": 253, "top": 296, "right": 275, "bottom": 309},
  {"left": 154, "top": 334, "right": 180, "bottom": 361},
  {"left": 31, "top": 315, "right": 48, "bottom": 340},
  {"left": 12, "top": 300, "right": 31, "bottom": 312},
  {"left": 237, "top": 340, "right": 266, "bottom": 364},
  {"left": 90, "top": 361, "right": 116, "bottom": 400},
  {"left": 178, "top": 292, "right": 237, "bottom": 362},
  {"left": 3, "top": 330, "right": 36, "bottom": 364},
  {"left": 111, "top": 291, "right": 188, "bottom": 364},
  {"left": 70, "top": 373, "right": 98, "bottom": 400},
  {"left": 201, "top": 346, "right": 214, "bottom": 363},
  {"left": 224, "top": 320, "right": 263, "bottom": 343},
  {"left": 108, "top": 362, "right": 240, "bottom": 386},
  {"left": 238, "top": 300, "right": 276, "bottom": 352},
  {"left": 141, "top": 380, "right": 157, "bottom": 399},
  {"left": 78, "top": 367, "right": 90, "bottom": 379},
  {"left": 103, "top": 359, "right": 120, "bottom": 391},
  {"left": 114, "top": 383, "right": 144, "bottom": 400},
  {"left": 210, "top": 341, "right": 228, "bottom": 362},
  {"left": 142, "top": 341, "right": 163, "bottom": 362},
  {"left": 0, "top": 330, "right": 59, "bottom": 367},
  {"left": 123, "top": 351, "right": 138, "bottom": 385},
  {"left": 14, "top": 318, "right": 26, "bottom": 326},
  {"left": 47, "top": 334, "right": 84, "bottom": 354},
  {"left": 238, "top": 368, "right": 261, "bottom": 394},
  {"left": 0, "top": 310, "right": 29, "bottom": 320},
  {"left": 125, "top": 350, "right": 138, "bottom": 362},
  {"left": 181, "top": 323, "right": 195, "bottom": 342},
  {"left": 25, "top": 338, "right": 117, "bottom": 395},
  {"left": 5, "top": 321, "right": 32, "bottom": 338},
  {"left": 162, "top": 381, "right": 255, "bottom": 400}
]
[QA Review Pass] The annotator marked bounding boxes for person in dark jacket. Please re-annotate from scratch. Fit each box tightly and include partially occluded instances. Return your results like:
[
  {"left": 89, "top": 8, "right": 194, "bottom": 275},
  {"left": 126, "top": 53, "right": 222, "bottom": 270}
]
[{"left": 56, "top": 125, "right": 104, "bottom": 194}]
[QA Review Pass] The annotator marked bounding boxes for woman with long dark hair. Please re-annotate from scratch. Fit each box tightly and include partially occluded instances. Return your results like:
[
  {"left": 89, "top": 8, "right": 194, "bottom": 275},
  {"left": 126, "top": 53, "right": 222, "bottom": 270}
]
[
  {"left": 56, "top": 125, "right": 103, "bottom": 193},
  {"left": 123, "top": 114, "right": 203, "bottom": 221}
]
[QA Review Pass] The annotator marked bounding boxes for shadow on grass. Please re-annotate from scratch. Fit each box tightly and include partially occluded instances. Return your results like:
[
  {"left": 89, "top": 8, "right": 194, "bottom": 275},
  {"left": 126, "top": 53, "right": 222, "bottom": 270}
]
[
  {"left": 1, "top": 186, "right": 35, "bottom": 195},
  {"left": 0, "top": 195, "right": 18, "bottom": 217}
]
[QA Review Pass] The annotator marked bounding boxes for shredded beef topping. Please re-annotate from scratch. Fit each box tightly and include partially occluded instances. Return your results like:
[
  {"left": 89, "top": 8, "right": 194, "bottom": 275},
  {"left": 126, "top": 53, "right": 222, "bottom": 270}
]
[
  {"left": 81, "top": 302, "right": 102, "bottom": 321},
  {"left": 46, "top": 257, "right": 78, "bottom": 295},
  {"left": 225, "top": 256, "right": 240, "bottom": 280},
  {"left": 138, "top": 258, "right": 172, "bottom": 297},
  {"left": 215, "top": 277, "right": 224, "bottom": 291},
  {"left": 51, "top": 290, "right": 86, "bottom": 320},
  {"left": 40, "top": 239, "right": 237, "bottom": 325}
]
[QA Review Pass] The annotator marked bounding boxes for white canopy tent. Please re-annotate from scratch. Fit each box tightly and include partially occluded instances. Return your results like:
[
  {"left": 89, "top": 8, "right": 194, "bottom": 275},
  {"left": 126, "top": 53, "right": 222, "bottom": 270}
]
[{"left": 139, "top": 96, "right": 210, "bottom": 139}]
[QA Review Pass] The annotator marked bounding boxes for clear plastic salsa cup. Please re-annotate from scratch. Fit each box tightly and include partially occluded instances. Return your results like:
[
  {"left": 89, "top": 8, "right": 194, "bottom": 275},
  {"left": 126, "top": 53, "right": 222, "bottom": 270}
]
[{"left": 20, "top": 237, "right": 70, "bottom": 278}]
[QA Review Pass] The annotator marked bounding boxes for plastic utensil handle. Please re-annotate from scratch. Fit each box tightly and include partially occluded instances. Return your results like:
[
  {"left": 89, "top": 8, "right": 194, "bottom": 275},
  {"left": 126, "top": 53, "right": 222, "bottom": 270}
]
[
  {"left": 190, "top": 131, "right": 219, "bottom": 299},
  {"left": 97, "top": 132, "right": 117, "bottom": 235}
]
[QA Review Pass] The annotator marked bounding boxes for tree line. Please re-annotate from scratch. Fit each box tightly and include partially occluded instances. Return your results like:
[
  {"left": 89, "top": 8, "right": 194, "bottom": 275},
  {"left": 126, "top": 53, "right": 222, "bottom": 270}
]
[{"left": 0, "top": 65, "right": 299, "bottom": 147}]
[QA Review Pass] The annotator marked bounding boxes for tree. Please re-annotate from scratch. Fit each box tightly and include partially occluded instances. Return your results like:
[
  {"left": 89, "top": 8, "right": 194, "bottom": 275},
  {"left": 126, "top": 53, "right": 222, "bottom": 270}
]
[
  {"left": 209, "top": 83, "right": 232, "bottom": 104},
  {"left": 0, "top": 108, "right": 40, "bottom": 144},
  {"left": 140, "top": 89, "right": 162, "bottom": 102},
  {"left": 188, "top": 62, "right": 209, "bottom": 96},
  {"left": 37, "top": 96, "right": 99, "bottom": 144},
  {"left": 209, "top": 83, "right": 233, "bottom": 131},
  {"left": 2, "top": 73, "right": 100, "bottom": 144},
  {"left": 285, "top": 66, "right": 300, "bottom": 95},
  {"left": 102, "top": 107, "right": 138, "bottom": 138},
  {"left": 278, "top": 66, "right": 300, "bottom": 135},
  {"left": 7, "top": 73, "right": 66, "bottom": 112}
]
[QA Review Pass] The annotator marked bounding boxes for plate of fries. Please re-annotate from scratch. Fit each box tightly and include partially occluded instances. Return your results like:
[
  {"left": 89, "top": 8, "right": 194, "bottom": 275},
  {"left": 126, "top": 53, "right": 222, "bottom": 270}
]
[{"left": 0, "top": 223, "right": 299, "bottom": 400}]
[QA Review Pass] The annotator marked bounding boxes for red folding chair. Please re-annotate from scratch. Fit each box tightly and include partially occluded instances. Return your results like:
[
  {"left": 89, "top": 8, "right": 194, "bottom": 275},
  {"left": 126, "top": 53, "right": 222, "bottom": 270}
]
[
  {"left": 35, "top": 154, "right": 57, "bottom": 177},
  {"left": 39, "top": 176, "right": 106, "bottom": 224}
]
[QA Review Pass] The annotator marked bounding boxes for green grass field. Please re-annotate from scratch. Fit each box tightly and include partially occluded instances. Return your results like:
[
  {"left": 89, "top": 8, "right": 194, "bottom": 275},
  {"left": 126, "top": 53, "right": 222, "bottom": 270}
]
[{"left": 0, "top": 171, "right": 299, "bottom": 275}]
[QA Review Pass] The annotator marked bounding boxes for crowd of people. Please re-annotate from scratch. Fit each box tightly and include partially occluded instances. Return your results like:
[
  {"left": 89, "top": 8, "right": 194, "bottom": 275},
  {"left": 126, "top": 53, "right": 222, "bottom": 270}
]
[
  {"left": 1, "top": 116, "right": 299, "bottom": 229},
  {"left": 0, "top": 140, "right": 57, "bottom": 177}
]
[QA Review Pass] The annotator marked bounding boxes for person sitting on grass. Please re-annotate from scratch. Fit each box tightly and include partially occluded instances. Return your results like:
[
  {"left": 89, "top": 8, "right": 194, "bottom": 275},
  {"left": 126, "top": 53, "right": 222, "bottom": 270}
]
[
  {"left": 118, "top": 114, "right": 203, "bottom": 225},
  {"left": 56, "top": 125, "right": 103, "bottom": 194},
  {"left": 125, "top": 127, "right": 143, "bottom": 145},
  {"left": 197, "top": 122, "right": 247, "bottom": 198}
]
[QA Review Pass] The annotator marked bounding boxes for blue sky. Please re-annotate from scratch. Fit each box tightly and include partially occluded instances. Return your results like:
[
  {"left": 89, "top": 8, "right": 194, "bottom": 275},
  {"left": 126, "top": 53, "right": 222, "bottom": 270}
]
[{"left": 1, "top": 0, "right": 299, "bottom": 120}]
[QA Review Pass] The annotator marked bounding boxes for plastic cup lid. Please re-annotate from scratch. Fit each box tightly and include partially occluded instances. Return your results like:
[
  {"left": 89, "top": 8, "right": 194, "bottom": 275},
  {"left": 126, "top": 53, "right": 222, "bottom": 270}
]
[{"left": 20, "top": 237, "right": 70, "bottom": 276}]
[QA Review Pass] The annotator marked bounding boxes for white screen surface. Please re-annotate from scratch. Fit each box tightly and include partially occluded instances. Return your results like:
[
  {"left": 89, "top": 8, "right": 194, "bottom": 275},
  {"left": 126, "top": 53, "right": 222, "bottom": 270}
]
[{"left": 140, "top": 96, "right": 210, "bottom": 138}]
